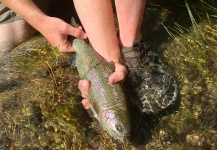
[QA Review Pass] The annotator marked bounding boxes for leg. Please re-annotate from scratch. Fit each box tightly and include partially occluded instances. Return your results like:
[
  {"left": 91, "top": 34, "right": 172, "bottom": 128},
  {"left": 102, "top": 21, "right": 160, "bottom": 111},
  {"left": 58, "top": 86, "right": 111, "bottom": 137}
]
[
  {"left": 115, "top": 1, "right": 178, "bottom": 114},
  {"left": 73, "top": 0, "right": 121, "bottom": 63},
  {"left": 115, "top": 0, "right": 146, "bottom": 47},
  {"left": 0, "top": 0, "right": 50, "bottom": 55},
  {"left": 0, "top": 20, "right": 37, "bottom": 54}
]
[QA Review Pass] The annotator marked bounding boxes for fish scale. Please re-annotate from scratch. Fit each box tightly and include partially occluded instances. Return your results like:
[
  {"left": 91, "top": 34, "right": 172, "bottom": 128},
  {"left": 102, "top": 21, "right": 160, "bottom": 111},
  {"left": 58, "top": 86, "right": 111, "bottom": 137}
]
[{"left": 73, "top": 39, "right": 130, "bottom": 141}]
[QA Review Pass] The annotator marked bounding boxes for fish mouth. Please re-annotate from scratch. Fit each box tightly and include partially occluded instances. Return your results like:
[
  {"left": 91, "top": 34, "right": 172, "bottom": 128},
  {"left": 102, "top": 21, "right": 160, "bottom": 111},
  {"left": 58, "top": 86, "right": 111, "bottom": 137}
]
[
  {"left": 107, "top": 130, "right": 128, "bottom": 140},
  {"left": 101, "top": 123, "right": 129, "bottom": 140},
  {"left": 105, "top": 122, "right": 130, "bottom": 140},
  {"left": 99, "top": 110, "right": 130, "bottom": 140},
  {"left": 115, "top": 123, "right": 130, "bottom": 137}
]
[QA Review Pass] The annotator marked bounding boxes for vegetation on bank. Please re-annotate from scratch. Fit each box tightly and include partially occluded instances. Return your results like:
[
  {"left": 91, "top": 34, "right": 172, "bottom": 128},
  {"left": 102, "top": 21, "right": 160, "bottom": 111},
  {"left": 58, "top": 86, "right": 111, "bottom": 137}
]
[{"left": 164, "top": 0, "right": 217, "bottom": 74}]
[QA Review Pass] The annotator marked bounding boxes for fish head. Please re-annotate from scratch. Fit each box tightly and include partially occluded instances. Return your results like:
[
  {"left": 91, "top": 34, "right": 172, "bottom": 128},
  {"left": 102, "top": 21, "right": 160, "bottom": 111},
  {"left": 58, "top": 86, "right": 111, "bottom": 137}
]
[{"left": 99, "top": 109, "right": 130, "bottom": 141}]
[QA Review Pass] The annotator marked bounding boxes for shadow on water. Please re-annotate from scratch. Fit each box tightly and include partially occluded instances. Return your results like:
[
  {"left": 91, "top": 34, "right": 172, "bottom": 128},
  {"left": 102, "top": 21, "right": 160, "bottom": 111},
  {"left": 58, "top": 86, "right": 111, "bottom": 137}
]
[
  {"left": 128, "top": 93, "right": 181, "bottom": 149},
  {"left": 142, "top": 0, "right": 195, "bottom": 52}
]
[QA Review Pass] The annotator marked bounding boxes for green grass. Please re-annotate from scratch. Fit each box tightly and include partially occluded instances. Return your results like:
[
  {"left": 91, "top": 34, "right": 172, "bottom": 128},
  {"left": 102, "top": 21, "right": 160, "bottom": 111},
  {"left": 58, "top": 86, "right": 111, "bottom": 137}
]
[{"left": 163, "top": 0, "right": 217, "bottom": 73}]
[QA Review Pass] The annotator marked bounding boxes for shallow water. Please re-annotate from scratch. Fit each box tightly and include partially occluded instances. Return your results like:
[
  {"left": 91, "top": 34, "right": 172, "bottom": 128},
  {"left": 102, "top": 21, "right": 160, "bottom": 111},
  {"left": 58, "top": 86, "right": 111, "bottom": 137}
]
[{"left": 0, "top": 0, "right": 217, "bottom": 149}]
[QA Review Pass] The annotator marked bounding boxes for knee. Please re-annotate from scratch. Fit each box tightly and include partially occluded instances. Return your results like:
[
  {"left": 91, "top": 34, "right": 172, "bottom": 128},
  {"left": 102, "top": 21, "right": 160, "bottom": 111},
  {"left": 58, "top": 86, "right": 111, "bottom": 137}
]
[{"left": 0, "top": 20, "right": 37, "bottom": 54}]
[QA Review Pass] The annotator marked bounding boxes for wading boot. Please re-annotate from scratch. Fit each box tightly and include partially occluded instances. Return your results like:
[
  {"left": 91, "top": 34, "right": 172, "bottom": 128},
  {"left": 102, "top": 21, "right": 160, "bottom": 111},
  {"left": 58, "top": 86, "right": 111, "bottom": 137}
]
[{"left": 122, "top": 42, "right": 178, "bottom": 114}]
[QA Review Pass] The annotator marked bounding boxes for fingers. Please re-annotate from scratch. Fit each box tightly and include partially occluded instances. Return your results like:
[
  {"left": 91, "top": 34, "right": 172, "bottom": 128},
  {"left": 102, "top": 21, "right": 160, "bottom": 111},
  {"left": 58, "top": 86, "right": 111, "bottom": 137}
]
[
  {"left": 67, "top": 25, "right": 87, "bottom": 39},
  {"left": 37, "top": 17, "right": 87, "bottom": 53},
  {"left": 58, "top": 39, "right": 74, "bottom": 52},
  {"left": 81, "top": 99, "right": 91, "bottom": 109},
  {"left": 78, "top": 80, "right": 91, "bottom": 109},
  {"left": 78, "top": 63, "right": 127, "bottom": 110},
  {"left": 59, "top": 26, "right": 87, "bottom": 52},
  {"left": 78, "top": 80, "right": 90, "bottom": 98},
  {"left": 108, "top": 62, "right": 128, "bottom": 84}
]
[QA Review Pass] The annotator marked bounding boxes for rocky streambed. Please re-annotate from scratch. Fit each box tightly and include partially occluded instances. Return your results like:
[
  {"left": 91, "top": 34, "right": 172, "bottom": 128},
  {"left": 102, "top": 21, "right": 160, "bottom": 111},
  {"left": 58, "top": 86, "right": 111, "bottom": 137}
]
[{"left": 0, "top": 0, "right": 217, "bottom": 149}]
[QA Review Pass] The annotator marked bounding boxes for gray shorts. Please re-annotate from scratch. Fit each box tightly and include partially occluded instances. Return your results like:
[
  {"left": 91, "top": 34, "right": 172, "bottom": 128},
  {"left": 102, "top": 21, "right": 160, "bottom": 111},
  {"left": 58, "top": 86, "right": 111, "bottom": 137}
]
[
  {"left": 0, "top": 0, "right": 49, "bottom": 25},
  {"left": 0, "top": 3, "right": 22, "bottom": 24}
]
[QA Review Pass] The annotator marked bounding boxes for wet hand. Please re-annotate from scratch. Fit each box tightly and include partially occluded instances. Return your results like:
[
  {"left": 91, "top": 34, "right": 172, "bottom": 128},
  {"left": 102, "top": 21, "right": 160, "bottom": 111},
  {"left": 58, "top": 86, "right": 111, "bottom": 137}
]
[
  {"left": 78, "top": 80, "right": 91, "bottom": 109},
  {"left": 78, "top": 62, "right": 127, "bottom": 109},
  {"left": 108, "top": 62, "right": 127, "bottom": 84},
  {"left": 37, "top": 16, "right": 87, "bottom": 52}
]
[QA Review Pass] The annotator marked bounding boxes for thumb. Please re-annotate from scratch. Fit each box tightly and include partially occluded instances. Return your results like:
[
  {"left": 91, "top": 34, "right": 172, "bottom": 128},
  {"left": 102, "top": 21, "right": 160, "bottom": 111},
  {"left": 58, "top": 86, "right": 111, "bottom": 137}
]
[
  {"left": 67, "top": 25, "right": 87, "bottom": 39},
  {"left": 58, "top": 40, "right": 74, "bottom": 52},
  {"left": 108, "top": 63, "right": 127, "bottom": 84}
]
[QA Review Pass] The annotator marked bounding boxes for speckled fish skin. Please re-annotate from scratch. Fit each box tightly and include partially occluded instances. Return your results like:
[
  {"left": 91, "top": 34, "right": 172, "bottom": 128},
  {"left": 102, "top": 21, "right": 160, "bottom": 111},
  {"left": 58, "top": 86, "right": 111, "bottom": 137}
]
[{"left": 72, "top": 39, "right": 131, "bottom": 141}]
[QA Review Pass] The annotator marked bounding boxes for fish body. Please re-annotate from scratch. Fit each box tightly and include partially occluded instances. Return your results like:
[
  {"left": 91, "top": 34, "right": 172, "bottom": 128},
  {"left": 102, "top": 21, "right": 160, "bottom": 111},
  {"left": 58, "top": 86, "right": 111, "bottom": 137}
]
[{"left": 73, "top": 39, "right": 131, "bottom": 140}]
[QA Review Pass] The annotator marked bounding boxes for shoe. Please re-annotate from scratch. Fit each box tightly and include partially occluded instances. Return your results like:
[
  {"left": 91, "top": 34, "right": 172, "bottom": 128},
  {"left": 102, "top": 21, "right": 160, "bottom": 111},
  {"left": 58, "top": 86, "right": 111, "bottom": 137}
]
[{"left": 122, "top": 41, "right": 178, "bottom": 114}]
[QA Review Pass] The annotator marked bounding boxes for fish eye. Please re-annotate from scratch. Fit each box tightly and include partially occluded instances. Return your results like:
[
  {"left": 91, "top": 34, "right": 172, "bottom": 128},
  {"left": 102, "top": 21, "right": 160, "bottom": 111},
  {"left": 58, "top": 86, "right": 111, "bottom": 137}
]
[{"left": 115, "top": 124, "right": 123, "bottom": 133}]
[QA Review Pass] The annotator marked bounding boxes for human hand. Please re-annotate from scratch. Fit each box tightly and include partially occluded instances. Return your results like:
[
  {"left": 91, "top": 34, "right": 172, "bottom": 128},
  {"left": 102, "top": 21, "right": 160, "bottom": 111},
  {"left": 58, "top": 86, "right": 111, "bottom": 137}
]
[
  {"left": 78, "top": 62, "right": 127, "bottom": 109},
  {"left": 36, "top": 16, "right": 87, "bottom": 52}
]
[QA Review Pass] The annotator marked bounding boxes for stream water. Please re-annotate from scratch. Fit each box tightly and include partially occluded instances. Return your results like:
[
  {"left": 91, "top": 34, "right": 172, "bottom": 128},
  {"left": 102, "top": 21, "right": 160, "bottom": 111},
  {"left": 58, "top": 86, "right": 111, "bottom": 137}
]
[{"left": 0, "top": 0, "right": 217, "bottom": 149}]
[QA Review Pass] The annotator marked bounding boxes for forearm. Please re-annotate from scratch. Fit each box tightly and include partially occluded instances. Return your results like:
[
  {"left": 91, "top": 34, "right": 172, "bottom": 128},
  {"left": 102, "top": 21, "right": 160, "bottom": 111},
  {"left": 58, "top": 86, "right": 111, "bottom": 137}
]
[{"left": 0, "top": 0, "right": 47, "bottom": 30}]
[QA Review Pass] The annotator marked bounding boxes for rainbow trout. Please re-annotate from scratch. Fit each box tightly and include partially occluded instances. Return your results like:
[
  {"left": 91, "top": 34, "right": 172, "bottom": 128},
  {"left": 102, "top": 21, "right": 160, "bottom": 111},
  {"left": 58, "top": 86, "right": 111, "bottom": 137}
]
[{"left": 73, "top": 39, "right": 130, "bottom": 140}]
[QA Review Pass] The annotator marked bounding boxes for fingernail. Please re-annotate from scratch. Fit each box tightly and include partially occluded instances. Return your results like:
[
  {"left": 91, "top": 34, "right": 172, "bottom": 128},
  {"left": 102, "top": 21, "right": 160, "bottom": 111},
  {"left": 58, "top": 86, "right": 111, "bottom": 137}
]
[
  {"left": 82, "top": 100, "right": 90, "bottom": 109},
  {"left": 82, "top": 100, "right": 87, "bottom": 107},
  {"left": 78, "top": 80, "right": 82, "bottom": 89},
  {"left": 81, "top": 94, "right": 87, "bottom": 99},
  {"left": 84, "top": 34, "right": 87, "bottom": 39},
  {"left": 109, "top": 76, "right": 116, "bottom": 84},
  {"left": 81, "top": 80, "right": 88, "bottom": 87},
  {"left": 79, "top": 81, "right": 88, "bottom": 96}
]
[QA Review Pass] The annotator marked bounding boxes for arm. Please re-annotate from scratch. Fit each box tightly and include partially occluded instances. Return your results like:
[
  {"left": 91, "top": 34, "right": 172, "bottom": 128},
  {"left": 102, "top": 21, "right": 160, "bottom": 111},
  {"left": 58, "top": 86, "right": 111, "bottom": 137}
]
[{"left": 0, "top": 0, "right": 87, "bottom": 52}]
